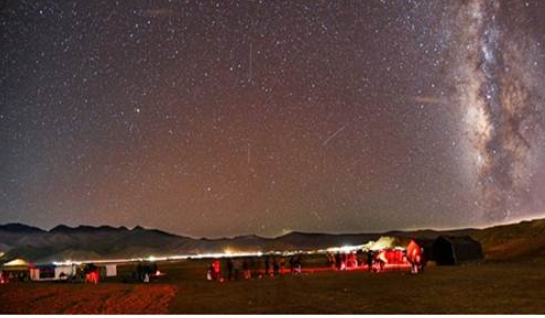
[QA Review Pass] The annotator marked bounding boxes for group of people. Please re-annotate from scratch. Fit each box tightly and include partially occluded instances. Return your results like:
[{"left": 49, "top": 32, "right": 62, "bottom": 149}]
[
  {"left": 83, "top": 264, "right": 100, "bottom": 284},
  {"left": 0, "top": 268, "right": 32, "bottom": 283},
  {"left": 135, "top": 262, "right": 159, "bottom": 283},
  {"left": 369, "top": 250, "right": 426, "bottom": 274},
  {"left": 207, "top": 255, "right": 303, "bottom": 282},
  {"left": 327, "top": 251, "right": 362, "bottom": 271},
  {"left": 206, "top": 249, "right": 426, "bottom": 282},
  {"left": 324, "top": 249, "right": 427, "bottom": 274},
  {"left": 407, "top": 250, "right": 426, "bottom": 274}
]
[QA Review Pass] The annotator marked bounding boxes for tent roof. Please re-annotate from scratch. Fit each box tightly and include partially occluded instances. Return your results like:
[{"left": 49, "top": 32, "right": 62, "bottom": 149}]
[
  {"left": 2, "top": 258, "right": 29, "bottom": 267},
  {"left": 437, "top": 235, "right": 480, "bottom": 246},
  {"left": 362, "top": 236, "right": 401, "bottom": 251}
]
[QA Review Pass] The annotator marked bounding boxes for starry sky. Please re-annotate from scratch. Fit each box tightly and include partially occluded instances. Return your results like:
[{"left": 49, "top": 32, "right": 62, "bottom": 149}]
[{"left": 1, "top": 0, "right": 545, "bottom": 238}]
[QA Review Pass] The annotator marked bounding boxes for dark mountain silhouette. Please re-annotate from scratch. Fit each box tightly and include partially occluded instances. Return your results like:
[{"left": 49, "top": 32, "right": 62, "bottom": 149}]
[
  {"left": 0, "top": 223, "right": 45, "bottom": 233},
  {"left": 1, "top": 218, "right": 544, "bottom": 263}
]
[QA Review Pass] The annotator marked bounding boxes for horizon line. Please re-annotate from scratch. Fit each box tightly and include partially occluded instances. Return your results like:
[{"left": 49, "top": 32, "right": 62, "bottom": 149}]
[{"left": 1, "top": 215, "right": 543, "bottom": 241}]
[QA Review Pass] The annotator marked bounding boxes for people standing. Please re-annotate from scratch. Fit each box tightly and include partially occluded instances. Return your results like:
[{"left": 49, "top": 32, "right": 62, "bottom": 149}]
[
  {"left": 294, "top": 256, "right": 302, "bottom": 275},
  {"left": 226, "top": 258, "right": 234, "bottom": 281},
  {"left": 206, "top": 264, "right": 214, "bottom": 281},
  {"left": 273, "top": 258, "right": 280, "bottom": 276},
  {"left": 265, "top": 255, "right": 271, "bottom": 276},
  {"left": 242, "top": 258, "right": 251, "bottom": 280},
  {"left": 335, "top": 253, "right": 341, "bottom": 271},
  {"left": 367, "top": 251, "right": 374, "bottom": 272},
  {"left": 289, "top": 256, "right": 295, "bottom": 273},
  {"left": 420, "top": 247, "right": 426, "bottom": 273},
  {"left": 213, "top": 260, "right": 221, "bottom": 281}
]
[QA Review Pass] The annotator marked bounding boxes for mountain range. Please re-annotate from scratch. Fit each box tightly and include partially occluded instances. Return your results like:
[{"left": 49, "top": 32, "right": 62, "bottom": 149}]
[{"left": 1, "top": 218, "right": 545, "bottom": 263}]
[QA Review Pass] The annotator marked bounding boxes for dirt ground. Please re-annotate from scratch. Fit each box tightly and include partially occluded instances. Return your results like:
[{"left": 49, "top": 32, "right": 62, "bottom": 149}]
[
  {"left": 1, "top": 258, "right": 545, "bottom": 314},
  {"left": 0, "top": 283, "right": 176, "bottom": 314}
]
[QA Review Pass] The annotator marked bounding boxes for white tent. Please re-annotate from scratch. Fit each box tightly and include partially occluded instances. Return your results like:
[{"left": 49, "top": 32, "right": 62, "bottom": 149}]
[
  {"left": 362, "top": 236, "right": 402, "bottom": 251},
  {"left": 30, "top": 265, "right": 75, "bottom": 281},
  {"left": 2, "top": 259, "right": 29, "bottom": 268}
]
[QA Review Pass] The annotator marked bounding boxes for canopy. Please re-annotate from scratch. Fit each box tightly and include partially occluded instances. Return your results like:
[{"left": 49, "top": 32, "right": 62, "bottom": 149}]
[
  {"left": 362, "top": 236, "right": 401, "bottom": 251},
  {"left": 2, "top": 258, "right": 30, "bottom": 270}
]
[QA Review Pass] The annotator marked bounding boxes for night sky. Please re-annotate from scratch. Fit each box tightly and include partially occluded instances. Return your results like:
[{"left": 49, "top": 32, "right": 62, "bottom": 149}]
[{"left": 1, "top": 0, "right": 545, "bottom": 238}]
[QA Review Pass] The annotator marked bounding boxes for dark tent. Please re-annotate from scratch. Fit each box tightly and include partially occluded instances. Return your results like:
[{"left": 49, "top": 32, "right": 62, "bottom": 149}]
[
  {"left": 413, "top": 239, "right": 435, "bottom": 262},
  {"left": 432, "top": 236, "right": 483, "bottom": 265}
]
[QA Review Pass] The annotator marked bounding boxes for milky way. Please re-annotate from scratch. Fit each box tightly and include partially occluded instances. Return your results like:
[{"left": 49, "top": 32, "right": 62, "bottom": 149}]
[
  {"left": 1, "top": 1, "right": 545, "bottom": 238},
  {"left": 451, "top": 0, "right": 545, "bottom": 221}
]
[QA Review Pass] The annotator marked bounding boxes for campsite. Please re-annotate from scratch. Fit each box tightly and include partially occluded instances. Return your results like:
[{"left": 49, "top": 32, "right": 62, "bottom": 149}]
[
  {"left": 2, "top": 218, "right": 545, "bottom": 314},
  {"left": 2, "top": 257, "right": 545, "bottom": 314},
  {"left": 3, "top": 0, "right": 545, "bottom": 315}
]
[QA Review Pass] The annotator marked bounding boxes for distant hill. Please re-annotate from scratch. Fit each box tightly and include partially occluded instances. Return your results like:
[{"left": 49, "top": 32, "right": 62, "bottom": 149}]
[
  {"left": 470, "top": 218, "right": 545, "bottom": 260},
  {"left": 1, "top": 218, "right": 544, "bottom": 263}
]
